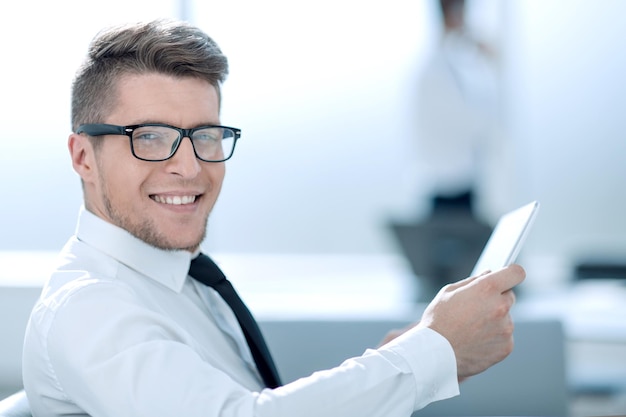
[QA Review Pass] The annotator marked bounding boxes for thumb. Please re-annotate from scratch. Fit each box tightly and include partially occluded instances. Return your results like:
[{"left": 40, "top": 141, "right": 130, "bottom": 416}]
[{"left": 445, "top": 269, "right": 491, "bottom": 291}]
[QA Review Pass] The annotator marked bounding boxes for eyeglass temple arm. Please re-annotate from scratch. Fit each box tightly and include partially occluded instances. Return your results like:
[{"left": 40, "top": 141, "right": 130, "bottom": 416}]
[{"left": 76, "top": 124, "right": 130, "bottom": 136}]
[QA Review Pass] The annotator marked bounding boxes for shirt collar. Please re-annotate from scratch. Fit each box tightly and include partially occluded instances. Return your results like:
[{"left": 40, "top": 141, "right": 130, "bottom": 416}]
[{"left": 74, "top": 206, "right": 193, "bottom": 293}]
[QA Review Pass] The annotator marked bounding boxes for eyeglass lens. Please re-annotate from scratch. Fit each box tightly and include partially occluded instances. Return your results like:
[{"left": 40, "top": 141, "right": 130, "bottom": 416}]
[{"left": 131, "top": 125, "right": 236, "bottom": 161}]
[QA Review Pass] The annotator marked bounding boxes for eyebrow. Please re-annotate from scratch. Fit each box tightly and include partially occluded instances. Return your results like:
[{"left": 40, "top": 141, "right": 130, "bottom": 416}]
[{"left": 124, "top": 120, "right": 224, "bottom": 128}]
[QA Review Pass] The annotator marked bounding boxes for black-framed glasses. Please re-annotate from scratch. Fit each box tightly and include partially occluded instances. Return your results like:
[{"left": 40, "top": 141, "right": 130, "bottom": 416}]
[{"left": 76, "top": 123, "right": 241, "bottom": 162}]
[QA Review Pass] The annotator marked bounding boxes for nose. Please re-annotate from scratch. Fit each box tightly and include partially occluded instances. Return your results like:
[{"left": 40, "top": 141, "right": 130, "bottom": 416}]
[{"left": 165, "top": 136, "right": 201, "bottom": 178}]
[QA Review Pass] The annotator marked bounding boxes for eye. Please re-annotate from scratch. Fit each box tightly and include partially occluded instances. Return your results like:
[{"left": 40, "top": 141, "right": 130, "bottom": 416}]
[
  {"left": 193, "top": 130, "right": 220, "bottom": 142},
  {"left": 134, "top": 130, "right": 166, "bottom": 141}
]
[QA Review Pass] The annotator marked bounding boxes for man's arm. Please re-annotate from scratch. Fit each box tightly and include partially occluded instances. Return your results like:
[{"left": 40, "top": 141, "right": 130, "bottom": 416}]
[
  {"left": 27, "top": 278, "right": 458, "bottom": 417},
  {"left": 380, "top": 264, "right": 525, "bottom": 380}
]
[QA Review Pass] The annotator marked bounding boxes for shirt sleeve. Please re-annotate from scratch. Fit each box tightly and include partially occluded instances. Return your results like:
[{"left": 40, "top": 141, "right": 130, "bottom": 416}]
[
  {"left": 41, "top": 280, "right": 458, "bottom": 417},
  {"left": 255, "top": 326, "right": 459, "bottom": 417}
]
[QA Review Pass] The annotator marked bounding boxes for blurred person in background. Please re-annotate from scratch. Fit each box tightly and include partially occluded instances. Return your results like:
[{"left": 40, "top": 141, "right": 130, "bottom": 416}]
[
  {"left": 390, "top": 0, "right": 502, "bottom": 298},
  {"left": 417, "top": 0, "right": 501, "bottom": 215}
]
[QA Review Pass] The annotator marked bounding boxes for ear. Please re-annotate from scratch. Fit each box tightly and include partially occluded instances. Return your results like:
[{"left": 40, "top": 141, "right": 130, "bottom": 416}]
[{"left": 68, "top": 133, "right": 97, "bottom": 184}]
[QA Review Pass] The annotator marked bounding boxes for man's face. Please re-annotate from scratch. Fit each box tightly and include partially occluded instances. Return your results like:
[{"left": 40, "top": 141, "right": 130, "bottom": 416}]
[{"left": 69, "top": 73, "right": 225, "bottom": 251}]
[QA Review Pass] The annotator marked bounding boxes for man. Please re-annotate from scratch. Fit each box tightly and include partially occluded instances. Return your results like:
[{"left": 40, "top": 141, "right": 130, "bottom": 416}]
[
  {"left": 394, "top": 0, "right": 502, "bottom": 297},
  {"left": 22, "top": 19, "right": 524, "bottom": 417},
  {"left": 416, "top": 0, "right": 500, "bottom": 215}
]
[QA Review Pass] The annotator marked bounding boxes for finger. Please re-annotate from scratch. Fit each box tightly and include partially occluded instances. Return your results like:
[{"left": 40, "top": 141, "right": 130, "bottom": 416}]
[
  {"left": 473, "top": 268, "right": 492, "bottom": 277},
  {"left": 446, "top": 269, "right": 491, "bottom": 291},
  {"left": 498, "top": 288, "right": 517, "bottom": 313},
  {"left": 480, "top": 264, "right": 526, "bottom": 293},
  {"left": 507, "top": 287, "right": 516, "bottom": 303},
  {"left": 504, "top": 287, "right": 516, "bottom": 305}
]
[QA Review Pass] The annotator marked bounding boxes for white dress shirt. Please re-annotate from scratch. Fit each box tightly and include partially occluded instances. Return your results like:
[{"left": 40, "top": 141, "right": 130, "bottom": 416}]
[
  {"left": 416, "top": 30, "right": 500, "bottom": 199},
  {"left": 22, "top": 207, "right": 459, "bottom": 417}
]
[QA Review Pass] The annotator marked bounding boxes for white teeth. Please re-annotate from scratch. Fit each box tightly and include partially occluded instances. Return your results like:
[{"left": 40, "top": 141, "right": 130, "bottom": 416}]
[{"left": 153, "top": 195, "right": 196, "bottom": 205}]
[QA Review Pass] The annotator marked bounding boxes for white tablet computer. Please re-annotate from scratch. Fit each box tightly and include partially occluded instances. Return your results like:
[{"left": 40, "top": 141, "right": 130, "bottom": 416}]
[{"left": 471, "top": 201, "right": 540, "bottom": 276}]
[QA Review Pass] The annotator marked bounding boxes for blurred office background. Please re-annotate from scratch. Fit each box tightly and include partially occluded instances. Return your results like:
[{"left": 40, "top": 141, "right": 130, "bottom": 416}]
[{"left": 1, "top": 0, "right": 625, "bottom": 415}]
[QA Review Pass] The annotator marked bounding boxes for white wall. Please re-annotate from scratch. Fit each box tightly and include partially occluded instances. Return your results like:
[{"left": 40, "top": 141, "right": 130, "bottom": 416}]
[
  {"left": 1, "top": 0, "right": 625, "bottom": 281},
  {"left": 0, "top": 0, "right": 181, "bottom": 250},
  {"left": 196, "top": 0, "right": 438, "bottom": 254},
  {"left": 505, "top": 0, "right": 626, "bottom": 269}
]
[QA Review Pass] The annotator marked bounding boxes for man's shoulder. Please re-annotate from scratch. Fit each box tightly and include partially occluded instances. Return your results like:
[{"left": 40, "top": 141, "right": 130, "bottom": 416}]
[
  {"left": 42, "top": 241, "right": 118, "bottom": 294},
  {"left": 30, "top": 242, "right": 132, "bottom": 331}
]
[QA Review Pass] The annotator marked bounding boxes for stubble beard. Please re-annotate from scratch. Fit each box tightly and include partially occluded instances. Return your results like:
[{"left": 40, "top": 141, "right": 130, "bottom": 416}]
[{"left": 101, "top": 186, "right": 208, "bottom": 252}]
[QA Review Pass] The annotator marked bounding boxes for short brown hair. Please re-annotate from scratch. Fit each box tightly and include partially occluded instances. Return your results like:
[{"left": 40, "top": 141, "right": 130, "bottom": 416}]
[{"left": 71, "top": 19, "right": 229, "bottom": 132}]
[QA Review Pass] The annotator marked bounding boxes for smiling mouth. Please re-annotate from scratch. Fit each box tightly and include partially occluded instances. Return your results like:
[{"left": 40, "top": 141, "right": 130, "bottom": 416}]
[{"left": 150, "top": 195, "right": 198, "bottom": 205}]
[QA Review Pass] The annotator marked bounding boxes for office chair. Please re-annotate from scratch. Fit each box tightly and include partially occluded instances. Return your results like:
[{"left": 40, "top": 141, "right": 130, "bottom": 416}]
[
  {"left": 389, "top": 210, "right": 492, "bottom": 301},
  {"left": 0, "top": 390, "right": 31, "bottom": 417}
]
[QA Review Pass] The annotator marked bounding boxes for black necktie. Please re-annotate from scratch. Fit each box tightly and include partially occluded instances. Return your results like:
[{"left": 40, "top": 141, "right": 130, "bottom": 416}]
[{"left": 188, "top": 253, "right": 282, "bottom": 388}]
